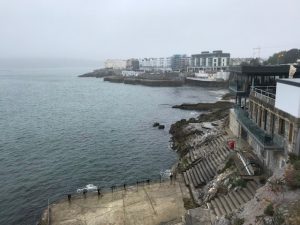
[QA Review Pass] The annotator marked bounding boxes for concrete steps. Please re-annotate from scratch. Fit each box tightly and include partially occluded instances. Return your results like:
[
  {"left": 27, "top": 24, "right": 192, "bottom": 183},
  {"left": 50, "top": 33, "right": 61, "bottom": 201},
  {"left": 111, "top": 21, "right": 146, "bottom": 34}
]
[
  {"left": 189, "top": 135, "right": 228, "bottom": 163},
  {"left": 183, "top": 136, "right": 232, "bottom": 188},
  {"left": 207, "top": 180, "right": 259, "bottom": 217}
]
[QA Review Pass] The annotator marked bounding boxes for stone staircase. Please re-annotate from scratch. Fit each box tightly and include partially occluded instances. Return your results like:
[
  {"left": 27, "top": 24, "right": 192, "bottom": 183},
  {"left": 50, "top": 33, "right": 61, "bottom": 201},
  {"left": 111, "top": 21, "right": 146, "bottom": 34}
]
[
  {"left": 187, "top": 135, "right": 227, "bottom": 163},
  {"left": 207, "top": 180, "right": 259, "bottom": 218},
  {"left": 183, "top": 142, "right": 232, "bottom": 188}
]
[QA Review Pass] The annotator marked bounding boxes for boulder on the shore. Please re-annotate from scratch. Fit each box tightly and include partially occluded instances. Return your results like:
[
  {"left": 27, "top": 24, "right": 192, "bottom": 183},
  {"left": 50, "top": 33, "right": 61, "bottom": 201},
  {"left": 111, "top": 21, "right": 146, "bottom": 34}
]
[
  {"left": 153, "top": 122, "right": 160, "bottom": 127},
  {"left": 158, "top": 125, "right": 165, "bottom": 129}
]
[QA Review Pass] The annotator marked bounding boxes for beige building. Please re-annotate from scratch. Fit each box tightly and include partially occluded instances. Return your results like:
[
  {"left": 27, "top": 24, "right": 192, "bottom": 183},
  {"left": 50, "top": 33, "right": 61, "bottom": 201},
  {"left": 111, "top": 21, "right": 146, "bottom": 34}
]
[{"left": 104, "top": 59, "right": 127, "bottom": 69}]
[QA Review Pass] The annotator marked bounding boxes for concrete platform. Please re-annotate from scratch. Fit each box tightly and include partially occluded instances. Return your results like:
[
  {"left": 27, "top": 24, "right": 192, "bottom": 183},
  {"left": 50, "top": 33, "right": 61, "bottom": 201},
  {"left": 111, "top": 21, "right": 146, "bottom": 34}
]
[{"left": 47, "top": 181, "right": 186, "bottom": 225}]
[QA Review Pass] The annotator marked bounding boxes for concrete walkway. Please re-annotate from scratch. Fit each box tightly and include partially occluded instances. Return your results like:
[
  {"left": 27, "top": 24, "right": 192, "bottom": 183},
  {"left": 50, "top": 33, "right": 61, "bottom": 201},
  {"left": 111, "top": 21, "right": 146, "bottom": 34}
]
[{"left": 48, "top": 181, "right": 186, "bottom": 225}]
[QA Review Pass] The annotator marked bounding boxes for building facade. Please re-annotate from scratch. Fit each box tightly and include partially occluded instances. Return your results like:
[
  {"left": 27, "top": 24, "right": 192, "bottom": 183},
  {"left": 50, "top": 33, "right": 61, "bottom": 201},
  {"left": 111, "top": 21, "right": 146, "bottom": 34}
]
[
  {"left": 170, "top": 54, "right": 190, "bottom": 71},
  {"left": 188, "top": 50, "right": 230, "bottom": 72},
  {"left": 229, "top": 65, "right": 300, "bottom": 171},
  {"left": 126, "top": 59, "right": 139, "bottom": 71},
  {"left": 104, "top": 59, "right": 127, "bottom": 70},
  {"left": 139, "top": 57, "right": 172, "bottom": 71}
]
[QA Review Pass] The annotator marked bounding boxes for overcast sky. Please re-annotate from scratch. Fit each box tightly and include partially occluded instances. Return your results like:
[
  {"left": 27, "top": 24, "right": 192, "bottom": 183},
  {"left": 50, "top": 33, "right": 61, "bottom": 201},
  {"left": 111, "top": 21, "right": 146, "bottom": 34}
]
[{"left": 0, "top": 0, "right": 299, "bottom": 61}]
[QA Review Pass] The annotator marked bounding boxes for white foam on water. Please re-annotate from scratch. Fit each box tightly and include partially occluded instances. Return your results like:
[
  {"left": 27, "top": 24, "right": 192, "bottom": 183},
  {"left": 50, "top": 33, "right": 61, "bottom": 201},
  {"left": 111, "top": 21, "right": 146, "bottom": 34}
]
[
  {"left": 76, "top": 184, "right": 98, "bottom": 193},
  {"left": 190, "top": 111, "right": 199, "bottom": 116},
  {"left": 160, "top": 169, "right": 172, "bottom": 179},
  {"left": 209, "top": 89, "right": 228, "bottom": 95}
]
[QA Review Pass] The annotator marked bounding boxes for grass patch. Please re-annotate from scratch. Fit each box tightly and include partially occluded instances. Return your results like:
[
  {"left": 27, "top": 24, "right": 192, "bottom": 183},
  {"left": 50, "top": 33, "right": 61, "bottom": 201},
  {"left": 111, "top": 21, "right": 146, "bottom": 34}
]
[
  {"left": 229, "top": 177, "right": 247, "bottom": 188},
  {"left": 183, "top": 197, "right": 198, "bottom": 210}
]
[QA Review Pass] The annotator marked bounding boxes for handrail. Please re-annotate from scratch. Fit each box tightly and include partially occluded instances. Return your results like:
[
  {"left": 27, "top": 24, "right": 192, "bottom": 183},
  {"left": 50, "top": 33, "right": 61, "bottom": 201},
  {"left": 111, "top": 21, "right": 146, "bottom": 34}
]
[{"left": 250, "top": 86, "right": 276, "bottom": 105}]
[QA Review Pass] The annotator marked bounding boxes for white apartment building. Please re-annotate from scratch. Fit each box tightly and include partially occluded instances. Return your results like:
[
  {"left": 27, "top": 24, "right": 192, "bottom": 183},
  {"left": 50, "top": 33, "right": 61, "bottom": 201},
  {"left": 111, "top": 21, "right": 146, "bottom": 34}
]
[{"left": 139, "top": 57, "right": 172, "bottom": 71}]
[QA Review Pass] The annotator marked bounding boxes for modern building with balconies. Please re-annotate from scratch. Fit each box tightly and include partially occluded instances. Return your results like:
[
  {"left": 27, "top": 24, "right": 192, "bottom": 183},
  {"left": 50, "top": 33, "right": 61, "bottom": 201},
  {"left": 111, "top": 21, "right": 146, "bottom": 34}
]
[
  {"left": 188, "top": 50, "right": 230, "bottom": 72},
  {"left": 229, "top": 65, "right": 300, "bottom": 171}
]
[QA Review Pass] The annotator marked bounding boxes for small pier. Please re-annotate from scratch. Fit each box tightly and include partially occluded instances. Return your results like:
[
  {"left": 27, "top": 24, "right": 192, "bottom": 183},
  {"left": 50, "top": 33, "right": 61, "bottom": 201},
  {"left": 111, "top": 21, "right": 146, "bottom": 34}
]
[{"left": 40, "top": 180, "right": 188, "bottom": 225}]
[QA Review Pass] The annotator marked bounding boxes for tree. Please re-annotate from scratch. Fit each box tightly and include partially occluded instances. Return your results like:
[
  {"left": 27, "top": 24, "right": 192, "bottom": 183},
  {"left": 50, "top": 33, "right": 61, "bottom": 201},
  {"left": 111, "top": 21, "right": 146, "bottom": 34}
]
[{"left": 266, "top": 48, "right": 300, "bottom": 65}]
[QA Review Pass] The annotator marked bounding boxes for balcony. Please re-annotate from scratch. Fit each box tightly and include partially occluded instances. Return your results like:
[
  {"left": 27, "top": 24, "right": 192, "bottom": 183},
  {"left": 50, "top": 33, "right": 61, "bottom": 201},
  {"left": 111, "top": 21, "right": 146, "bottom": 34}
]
[
  {"left": 250, "top": 86, "right": 276, "bottom": 106},
  {"left": 234, "top": 107, "right": 284, "bottom": 150}
]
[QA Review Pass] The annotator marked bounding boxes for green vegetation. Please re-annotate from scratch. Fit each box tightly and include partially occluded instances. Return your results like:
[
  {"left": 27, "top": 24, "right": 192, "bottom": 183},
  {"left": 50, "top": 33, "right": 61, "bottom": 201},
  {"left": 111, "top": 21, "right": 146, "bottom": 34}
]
[
  {"left": 285, "top": 154, "right": 300, "bottom": 189},
  {"left": 273, "top": 210, "right": 285, "bottom": 225},
  {"left": 229, "top": 177, "right": 247, "bottom": 188},
  {"left": 266, "top": 48, "right": 300, "bottom": 65},
  {"left": 223, "top": 157, "right": 235, "bottom": 171},
  {"left": 232, "top": 218, "right": 245, "bottom": 225},
  {"left": 264, "top": 203, "right": 275, "bottom": 216},
  {"left": 183, "top": 197, "right": 198, "bottom": 210}
]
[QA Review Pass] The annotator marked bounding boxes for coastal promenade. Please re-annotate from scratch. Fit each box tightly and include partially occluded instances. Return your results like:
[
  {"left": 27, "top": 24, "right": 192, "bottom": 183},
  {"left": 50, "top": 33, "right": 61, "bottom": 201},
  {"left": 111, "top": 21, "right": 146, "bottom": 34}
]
[{"left": 43, "top": 179, "right": 188, "bottom": 225}]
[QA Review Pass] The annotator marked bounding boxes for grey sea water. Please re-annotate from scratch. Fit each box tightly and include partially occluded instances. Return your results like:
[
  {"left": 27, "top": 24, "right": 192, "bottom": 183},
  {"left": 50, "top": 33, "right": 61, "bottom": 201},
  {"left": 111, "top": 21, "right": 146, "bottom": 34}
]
[{"left": 0, "top": 67, "right": 227, "bottom": 224}]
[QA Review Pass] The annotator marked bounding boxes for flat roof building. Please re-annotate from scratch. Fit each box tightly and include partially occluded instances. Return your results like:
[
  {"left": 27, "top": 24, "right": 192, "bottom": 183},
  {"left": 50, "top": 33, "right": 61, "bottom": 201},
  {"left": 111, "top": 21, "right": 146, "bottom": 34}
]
[
  {"left": 188, "top": 50, "right": 230, "bottom": 72},
  {"left": 229, "top": 65, "right": 300, "bottom": 171}
]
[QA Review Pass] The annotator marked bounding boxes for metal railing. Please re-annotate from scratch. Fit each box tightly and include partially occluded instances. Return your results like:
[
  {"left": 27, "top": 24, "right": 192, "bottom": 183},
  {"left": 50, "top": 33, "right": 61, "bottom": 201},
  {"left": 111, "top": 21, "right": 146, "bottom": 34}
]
[
  {"left": 229, "top": 80, "right": 246, "bottom": 93},
  {"left": 250, "top": 86, "right": 276, "bottom": 106},
  {"left": 234, "top": 107, "right": 284, "bottom": 149}
]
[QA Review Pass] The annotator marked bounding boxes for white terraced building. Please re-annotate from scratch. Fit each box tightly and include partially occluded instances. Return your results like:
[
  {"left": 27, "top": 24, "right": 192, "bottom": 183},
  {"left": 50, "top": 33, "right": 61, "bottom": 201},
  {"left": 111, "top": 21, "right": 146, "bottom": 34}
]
[{"left": 139, "top": 57, "right": 172, "bottom": 71}]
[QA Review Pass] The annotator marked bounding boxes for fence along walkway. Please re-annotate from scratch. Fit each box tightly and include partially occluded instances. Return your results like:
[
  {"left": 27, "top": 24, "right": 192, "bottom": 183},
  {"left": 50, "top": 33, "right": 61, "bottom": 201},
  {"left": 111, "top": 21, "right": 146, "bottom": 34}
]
[{"left": 42, "top": 180, "right": 186, "bottom": 225}]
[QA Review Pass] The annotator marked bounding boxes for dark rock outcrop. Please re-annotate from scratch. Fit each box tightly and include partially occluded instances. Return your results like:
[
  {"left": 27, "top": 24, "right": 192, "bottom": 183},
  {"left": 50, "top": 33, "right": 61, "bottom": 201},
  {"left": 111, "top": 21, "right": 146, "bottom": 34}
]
[
  {"left": 103, "top": 76, "right": 124, "bottom": 83},
  {"left": 158, "top": 125, "right": 165, "bottom": 129},
  {"left": 172, "top": 101, "right": 234, "bottom": 111},
  {"left": 153, "top": 122, "right": 160, "bottom": 127},
  {"left": 78, "top": 68, "right": 121, "bottom": 78}
]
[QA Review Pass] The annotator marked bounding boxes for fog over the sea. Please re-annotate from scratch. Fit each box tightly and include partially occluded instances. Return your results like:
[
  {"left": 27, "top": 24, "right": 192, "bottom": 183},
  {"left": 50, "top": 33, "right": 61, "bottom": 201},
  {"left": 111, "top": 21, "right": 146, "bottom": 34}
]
[{"left": 0, "top": 0, "right": 299, "bottom": 62}]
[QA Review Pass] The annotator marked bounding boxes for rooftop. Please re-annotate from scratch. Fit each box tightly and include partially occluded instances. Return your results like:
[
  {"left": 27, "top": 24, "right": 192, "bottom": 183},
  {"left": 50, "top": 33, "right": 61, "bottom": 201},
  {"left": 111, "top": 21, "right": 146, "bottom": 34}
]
[{"left": 277, "top": 78, "right": 300, "bottom": 87}]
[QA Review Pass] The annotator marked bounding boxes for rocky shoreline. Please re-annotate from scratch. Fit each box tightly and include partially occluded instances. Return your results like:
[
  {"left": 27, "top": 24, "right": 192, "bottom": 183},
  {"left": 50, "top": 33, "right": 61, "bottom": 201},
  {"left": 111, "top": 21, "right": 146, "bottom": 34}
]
[
  {"left": 79, "top": 68, "right": 228, "bottom": 88},
  {"left": 168, "top": 92, "right": 300, "bottom": 225},
  {"left": 78, "top": 68, "right": 121, "bottom": 78},
  {"left": 103, "top": 76, "right": 184, "bottom": 87}
]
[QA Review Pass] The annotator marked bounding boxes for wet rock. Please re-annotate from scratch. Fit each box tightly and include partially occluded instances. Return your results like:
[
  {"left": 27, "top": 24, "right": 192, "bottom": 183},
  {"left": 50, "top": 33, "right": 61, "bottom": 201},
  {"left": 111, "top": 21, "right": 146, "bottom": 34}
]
[
  {"left": 213, "top": 216, "right": 230, "bottom": 225},
  {"left": 224, "top": 178, "right": 230, "bottom": 186},
  {"left": 153, "top": 122, "right": 160, "bottom": 127},
  {"left": 158, "top": 125, "right": 165, "bottom": 129}
]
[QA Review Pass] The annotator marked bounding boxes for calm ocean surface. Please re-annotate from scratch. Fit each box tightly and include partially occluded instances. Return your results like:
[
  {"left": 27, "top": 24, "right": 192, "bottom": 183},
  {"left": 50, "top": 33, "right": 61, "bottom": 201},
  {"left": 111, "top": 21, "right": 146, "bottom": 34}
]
[{"left": 0, "top": 67, "right": 227, "bottom": 224}]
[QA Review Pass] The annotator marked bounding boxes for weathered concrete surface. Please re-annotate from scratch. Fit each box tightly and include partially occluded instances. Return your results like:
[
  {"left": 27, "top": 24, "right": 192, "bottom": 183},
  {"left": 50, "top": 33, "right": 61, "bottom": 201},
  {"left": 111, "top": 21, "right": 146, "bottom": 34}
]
[{"left": 48, "top": 181, "right": 186, "bottom": 225}]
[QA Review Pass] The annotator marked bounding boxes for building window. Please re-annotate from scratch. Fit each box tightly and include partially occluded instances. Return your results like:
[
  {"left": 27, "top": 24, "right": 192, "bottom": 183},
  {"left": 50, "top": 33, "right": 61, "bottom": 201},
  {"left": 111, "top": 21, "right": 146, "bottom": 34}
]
[
  {"left": 289, "top": 123, "right": 293, "bottom": 142},
  {"left": 278, "top": 118, "right": 285, "bottom": 136}
]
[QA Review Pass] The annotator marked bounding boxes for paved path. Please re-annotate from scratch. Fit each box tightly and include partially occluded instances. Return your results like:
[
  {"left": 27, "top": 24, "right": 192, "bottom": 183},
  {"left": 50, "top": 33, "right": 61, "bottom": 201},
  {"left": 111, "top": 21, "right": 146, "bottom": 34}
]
[{"left": 48, "top": 181, "right": 186, "bottom": 225}]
